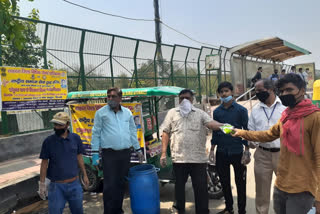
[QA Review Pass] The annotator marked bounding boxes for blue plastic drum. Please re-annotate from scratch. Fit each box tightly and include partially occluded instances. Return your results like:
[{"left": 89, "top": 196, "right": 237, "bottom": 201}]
[{"left": 128, "top": 164, "right": 160, "bottom": 214}]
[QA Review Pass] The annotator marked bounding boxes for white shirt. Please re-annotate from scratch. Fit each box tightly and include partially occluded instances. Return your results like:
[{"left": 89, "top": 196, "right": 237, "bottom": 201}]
[
  {"left": 303, "top": 71, "right": 308, "bottom": 81},
  {"left": 298, "top": 72, "right": 308, "bottom": 82},
  {"left": 248, "top": 96, "right": 286, "bottom": 148}
]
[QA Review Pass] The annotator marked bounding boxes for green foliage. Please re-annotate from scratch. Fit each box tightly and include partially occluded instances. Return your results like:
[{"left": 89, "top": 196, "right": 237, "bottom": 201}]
[
  {"left": 1, "top": 1, "right": 43, "bottom": 67},
  {"left": 115, "top": 73, "right": 130, "bottom": 88},
  {"left": 0, "top": 0, "right": 35, "bottom": 50}
]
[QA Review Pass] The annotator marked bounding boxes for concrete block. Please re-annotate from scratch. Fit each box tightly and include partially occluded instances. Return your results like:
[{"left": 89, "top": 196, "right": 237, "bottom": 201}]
[{"left": 0, "top": 130, "right": 52, "bottom": 162}]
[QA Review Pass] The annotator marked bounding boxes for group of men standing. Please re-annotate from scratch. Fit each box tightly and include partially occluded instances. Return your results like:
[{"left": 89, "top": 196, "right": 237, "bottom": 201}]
[
  {"left": 252, "top": 66, "right": 310, "bottom": 86},
  {"left": 160, "top": 72, "right": 319, "bottom": 214},
  {"left": 38, "top": 72, "right": 319, "bottom": 214}
]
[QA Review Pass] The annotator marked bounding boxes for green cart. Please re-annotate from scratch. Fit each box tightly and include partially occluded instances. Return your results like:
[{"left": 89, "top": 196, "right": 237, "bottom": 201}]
[{"left": 66, "top": 86, "right": 223, "bottom": 199}]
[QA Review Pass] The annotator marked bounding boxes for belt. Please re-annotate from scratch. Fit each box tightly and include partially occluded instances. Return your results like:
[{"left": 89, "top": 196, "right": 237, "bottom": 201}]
[
  {"left": 56, "top": 176, "right": 78, "bottom": 183},
  {"left": 102, "top": 148, "right": 131, "bottom": 152},
  {"left": 259, "top": 146, "right": 280, "bottom": 153}
]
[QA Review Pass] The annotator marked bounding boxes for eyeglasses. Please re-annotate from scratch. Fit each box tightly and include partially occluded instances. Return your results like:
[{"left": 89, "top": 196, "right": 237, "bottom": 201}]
[
  {"left": 179, "top": 96, "right": 192, "bottom": 101},
  {"left": 107, "top": 95, "right": 118, "bottom": 98}
]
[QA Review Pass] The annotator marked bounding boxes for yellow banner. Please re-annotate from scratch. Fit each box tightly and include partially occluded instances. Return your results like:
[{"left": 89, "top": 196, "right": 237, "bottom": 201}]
[
  {"left": 0, "top": 67, "right": 68, "bottom": 111},
  {"left": 69, "top": 103, "right": 145, "bottom": 154}
]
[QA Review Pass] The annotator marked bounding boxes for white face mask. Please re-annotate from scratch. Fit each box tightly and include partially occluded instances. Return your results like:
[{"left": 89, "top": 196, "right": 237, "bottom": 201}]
[{"left": 179, "top": 99, "right": 192, "bottom": 117}]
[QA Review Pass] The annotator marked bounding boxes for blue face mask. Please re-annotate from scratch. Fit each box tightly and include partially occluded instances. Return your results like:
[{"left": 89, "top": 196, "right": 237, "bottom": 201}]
[{"left": 220, "top": 95, "right": 233, "bottom": 103}]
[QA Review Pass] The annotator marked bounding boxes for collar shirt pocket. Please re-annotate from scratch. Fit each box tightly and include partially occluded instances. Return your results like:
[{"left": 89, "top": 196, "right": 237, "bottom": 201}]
[
  {"left": 67, "top": 141, "right": 78, "bottom": 154},
  {"left": 171, "top": 115, "right": 183, "bottom": 133},
  {"left": 120, "top": 119, "right": 130, "bottom": 131},
  {"left": 187, "top": 113, "right": 201, "bottom": 131},
  {"left": 187, "top": 121, "right": 201, "bottom": 131}
]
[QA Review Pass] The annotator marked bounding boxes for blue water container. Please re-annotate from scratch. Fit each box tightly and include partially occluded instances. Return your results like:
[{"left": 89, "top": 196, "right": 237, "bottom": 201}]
[{"left": 128, "top": 164, "right": 160, "bottom": 214}]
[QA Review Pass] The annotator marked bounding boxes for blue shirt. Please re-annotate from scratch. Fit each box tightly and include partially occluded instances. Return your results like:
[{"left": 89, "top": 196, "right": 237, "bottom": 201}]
[
  {"left": 211, "top": 101, "right": 248, "bottom": 154},
  {"left": 39, "top": 132, "right": 84, "bottom": 182},
  {"left": 91, "top": 105, "right": 140, "bottom": 152}
]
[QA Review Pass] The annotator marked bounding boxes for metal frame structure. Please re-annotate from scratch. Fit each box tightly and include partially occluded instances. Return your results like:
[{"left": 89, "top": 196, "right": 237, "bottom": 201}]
[{"left": 0, "top": 17, "right": 231, "bottom": 135}]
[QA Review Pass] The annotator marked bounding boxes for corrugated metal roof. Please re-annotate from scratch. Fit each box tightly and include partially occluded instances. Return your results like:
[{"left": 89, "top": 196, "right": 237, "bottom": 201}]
[{"left": 229, "top": 37, "right": 311, "bottom": 62}]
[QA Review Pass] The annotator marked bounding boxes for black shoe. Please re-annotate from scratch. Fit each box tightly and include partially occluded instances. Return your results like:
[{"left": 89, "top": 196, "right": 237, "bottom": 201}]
[
  {"left": 216, "top": 208, "right": 234, "bottom": 214},
  {"left": 171, "top": 206, "right": 185, "bottom": 214}
]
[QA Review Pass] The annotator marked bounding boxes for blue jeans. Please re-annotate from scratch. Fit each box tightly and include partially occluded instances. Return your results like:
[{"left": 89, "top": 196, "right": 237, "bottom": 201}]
[{"left": 48, "top": 179, "right": 83, "bottom": 214}]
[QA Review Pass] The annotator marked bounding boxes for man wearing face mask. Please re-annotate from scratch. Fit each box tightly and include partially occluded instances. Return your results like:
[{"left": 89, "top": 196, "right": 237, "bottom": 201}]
[
  {"left": 233, "top": 73, "right": 320, "bottom": 214},
  {"left": 39, "top": 112, "right": 89, "bottom": 214},
  {"left": 209, "top": 81, "right": 249, "bottom": 214},
  {"left": 269, "top": 69, "right": 279, "bottom": 83},
  {"left": 91, "top": 87, "right": 144, "bottom": 214},
  {"left": 251, "top": 67, "right": 263, "bottom": 87},
  {"left": 249, "top": 79, "right": 286, "bottom": 214},
  {"left": 160, "top": 89, "right": 223, "bottom": 214}
]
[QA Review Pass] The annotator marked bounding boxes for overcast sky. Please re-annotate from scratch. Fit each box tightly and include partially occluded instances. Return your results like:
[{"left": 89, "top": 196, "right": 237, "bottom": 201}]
[{"left": 19, "top": 0, "right": 320, "bottom": 69}]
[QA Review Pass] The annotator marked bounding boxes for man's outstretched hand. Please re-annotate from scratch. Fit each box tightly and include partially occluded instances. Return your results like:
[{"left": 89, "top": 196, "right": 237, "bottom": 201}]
[{"left": 231, "top": 128, "right": 242, "bottom": 138}]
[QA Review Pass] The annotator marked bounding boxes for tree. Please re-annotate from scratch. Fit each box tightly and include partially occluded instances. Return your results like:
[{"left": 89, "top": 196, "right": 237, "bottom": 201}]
[
  {"left": 0, "top": 0, "right": 36, "bottom": 50},
  {"left": 1, "top": 8, "right": 43, "bottom": 67},
  {"left": 115, "top": 72, "right": 130, "bottom": 88}
]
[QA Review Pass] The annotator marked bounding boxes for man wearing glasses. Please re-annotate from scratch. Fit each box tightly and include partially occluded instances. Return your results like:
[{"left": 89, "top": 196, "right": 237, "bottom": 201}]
[{"left": 91, "top": 87, "right": 144, "bottom": 214}]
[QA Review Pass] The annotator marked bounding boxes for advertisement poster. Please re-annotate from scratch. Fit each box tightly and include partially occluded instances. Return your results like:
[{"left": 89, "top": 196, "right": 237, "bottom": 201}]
[
  {"left": 295, "top": 63, "right": 315, "bottom": 91},
  {"left": 0, "top": 67, "right": 67, "bottom": 111},
  {"left": 69, "top": 103, "right": 145, "bottom": 162}
]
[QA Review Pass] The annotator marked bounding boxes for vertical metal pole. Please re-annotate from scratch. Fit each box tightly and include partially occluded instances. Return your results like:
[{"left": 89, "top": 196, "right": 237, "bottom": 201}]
[
  {"left": 0, "top": 44, "right": 8, "bottom": 134},
  {"left": 241, "top": 56, "right": 245, "bottom": 97},
  {"left": 154, "top": 0, "right": 163, "bottom": 86},
  {"left": 185, "top": 47, "right": 190, "bottom": 88},
  {"left": 206, "top": 69, "right": 209, "bottom": 102},
  {"left": 217, "top": 49, "right": 222, "bottom": 85},
  {"left": 170, "top": 45, "right": 176, "bottom": 86},
  {"left": 43, "top": 23, "right": 49, "bottom": 69},
  {"left": 109, "top": 35, "right": 115, "bottom": 87},
  {"left": 154, "top": 97, "right": 160, "bottom": 140},
  {"left": 197, "top": 47, "right": 203, "bottom": 103},
  {"left": 223, "top": 48, "right": 228, "bottom": 81},
  {"left": 243, "top": 56, "right": 248, "bottom": 99},
  {"left": 249, "top": 89, "right": 252, "bottom": 110},
  {"left": 79, "top": 30, "right": 86, "bottom": 91},
  {"left": 42, "top": 23, "right": 51, "bottom": 127},
  {"left": 153, "top": 45, "right": 158, "bottom": 86},
  {"left": 153, "top": 0, "right": 162, "bottom": 50},
  {"left": 209, "top": 49, "right": 213, "bottom": 97},
  {"left": 133, "top": 40, "right": 140, "bottom": 88}
]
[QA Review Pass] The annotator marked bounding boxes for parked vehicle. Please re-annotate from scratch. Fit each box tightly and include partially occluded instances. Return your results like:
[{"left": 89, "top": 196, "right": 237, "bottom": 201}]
[{"left": 66, "top": 86, "right": 223, "bottom": 199}]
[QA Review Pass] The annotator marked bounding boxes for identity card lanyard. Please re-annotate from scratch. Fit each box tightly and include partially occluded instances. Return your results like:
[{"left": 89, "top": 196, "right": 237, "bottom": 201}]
[{"left": 262, "top": 103, "right": 278, "bottom": 126}]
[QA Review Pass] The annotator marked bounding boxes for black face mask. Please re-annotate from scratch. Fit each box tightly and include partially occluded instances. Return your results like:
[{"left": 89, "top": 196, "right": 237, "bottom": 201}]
[
  {"left": 279, "top": 92, "right": 303, "bottom": 108},
  {"left": 256, "top": 91, "right": 270, "bottom": 103},
  {"left": 54, "top": 128, "right": 66, "bottom": 136}
]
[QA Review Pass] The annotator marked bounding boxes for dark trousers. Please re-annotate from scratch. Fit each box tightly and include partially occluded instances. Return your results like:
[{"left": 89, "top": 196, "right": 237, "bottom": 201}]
[
  {"left": 102, "top": 148, "right": 131, "bottom": 214},
  {"left": 273, "top": 187, "right": 314, "bottom": 214},
  {"left": 173, "top": 163, "right": 209, "bottom": 214},
  {"left": 216, "top": 151, "right": 247, "bottom": 214}
]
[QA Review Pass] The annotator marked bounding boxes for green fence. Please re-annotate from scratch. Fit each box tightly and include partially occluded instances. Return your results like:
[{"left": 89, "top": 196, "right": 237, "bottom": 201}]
[{"left": 0, "top": 17, "right": 231, "bottom": 136}]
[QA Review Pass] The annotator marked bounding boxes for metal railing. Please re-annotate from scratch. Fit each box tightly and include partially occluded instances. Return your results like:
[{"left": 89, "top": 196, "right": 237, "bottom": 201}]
[
  {"left": 236, "top": 87, "right": 257, "bottom": 110},
  {"left": 0, "top": 16, "right": 233, "bottom": 136}
]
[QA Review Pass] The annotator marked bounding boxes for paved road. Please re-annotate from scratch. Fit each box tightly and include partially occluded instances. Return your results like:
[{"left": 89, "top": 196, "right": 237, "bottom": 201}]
[
  {"left": 12, "top": 101, "right": 278, "bottom": 214},
  {"left": 16, "top": 143, "right": 277, "bottom": 214}
]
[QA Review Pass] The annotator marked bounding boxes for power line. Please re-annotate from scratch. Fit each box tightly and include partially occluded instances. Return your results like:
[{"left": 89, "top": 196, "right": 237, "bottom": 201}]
[
  {"left": 161, "top": 22, "right": 219, "bottom": 48},
  {"left": 61, "top": 0, "right": 154, "bottom": 22},
  {"left": 61, "top": 0, "right": 219, "bottom": 48}
]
